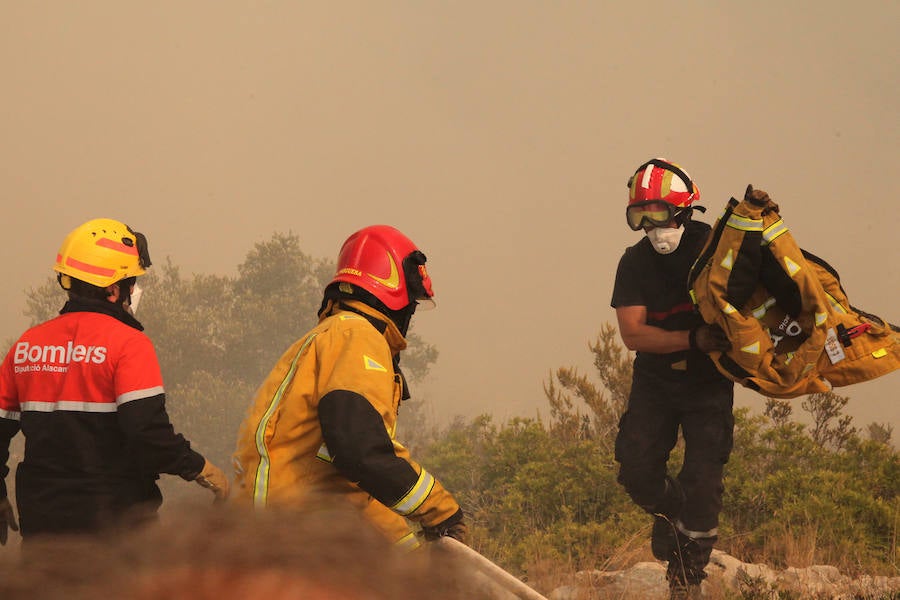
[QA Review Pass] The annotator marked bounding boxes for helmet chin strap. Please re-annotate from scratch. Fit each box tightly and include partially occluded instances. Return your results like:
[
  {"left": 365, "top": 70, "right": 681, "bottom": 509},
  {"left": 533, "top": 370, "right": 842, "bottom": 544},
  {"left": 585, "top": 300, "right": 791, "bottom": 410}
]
[
  {"left": 392, "top": 303, "right": 417, "bottom": 337},
  {"left": 108, "top": 278, "right": 138, "bottom": 313}
]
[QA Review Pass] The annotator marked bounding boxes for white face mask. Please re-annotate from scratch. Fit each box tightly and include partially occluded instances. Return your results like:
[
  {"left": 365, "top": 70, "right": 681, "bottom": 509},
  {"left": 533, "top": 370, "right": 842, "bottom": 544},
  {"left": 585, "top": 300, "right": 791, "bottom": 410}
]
[
  {"left": 646, "top": 225, "right": 685, "bottom": 254},
  {"left": 128, "top": 284, "right": 143, "bottom": 315}
]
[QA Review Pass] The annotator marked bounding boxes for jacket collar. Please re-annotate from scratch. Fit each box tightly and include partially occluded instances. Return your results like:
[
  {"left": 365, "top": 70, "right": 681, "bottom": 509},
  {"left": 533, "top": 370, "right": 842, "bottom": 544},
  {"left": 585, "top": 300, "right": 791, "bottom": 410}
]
[
  {"left": 59, "top": 297, "right": 145, "bottom": 331},
  {"left": 319, "top": 299, "right": 407, "bottom": 354}
]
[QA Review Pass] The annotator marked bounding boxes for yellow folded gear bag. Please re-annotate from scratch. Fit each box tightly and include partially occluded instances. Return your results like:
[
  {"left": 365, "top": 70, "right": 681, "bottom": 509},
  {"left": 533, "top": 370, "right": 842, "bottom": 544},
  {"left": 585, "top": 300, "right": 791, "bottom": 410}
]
[{"left": 688, "top": 186, "right": 899, "bottom": 398}]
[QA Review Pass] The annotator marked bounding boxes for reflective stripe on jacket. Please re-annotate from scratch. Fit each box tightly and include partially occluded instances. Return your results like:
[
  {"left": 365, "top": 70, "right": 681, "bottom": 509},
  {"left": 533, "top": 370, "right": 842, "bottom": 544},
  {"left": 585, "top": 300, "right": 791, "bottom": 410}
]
[
  {"left": 689, "top": 191, "right": 899, "bottom": 398},
  {"left": 231, "top": 299, "right": 459, "bottom": 545}
]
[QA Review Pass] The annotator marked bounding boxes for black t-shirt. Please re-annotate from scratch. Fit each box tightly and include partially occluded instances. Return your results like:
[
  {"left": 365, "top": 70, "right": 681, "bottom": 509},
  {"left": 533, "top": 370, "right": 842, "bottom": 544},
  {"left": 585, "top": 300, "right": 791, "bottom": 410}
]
[{"left": 611, "top": 220, "right": 724, "bottom": 381}]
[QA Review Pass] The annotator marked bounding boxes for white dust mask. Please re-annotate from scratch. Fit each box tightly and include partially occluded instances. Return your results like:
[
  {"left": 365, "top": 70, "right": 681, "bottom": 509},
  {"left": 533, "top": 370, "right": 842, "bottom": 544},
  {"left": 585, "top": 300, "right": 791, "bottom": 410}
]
[
  {"left": 128, "top": 284, "right": 143, "bottom": 315},
  {"left": 646, "top": 226, "right": 684, "bottom": 255}
]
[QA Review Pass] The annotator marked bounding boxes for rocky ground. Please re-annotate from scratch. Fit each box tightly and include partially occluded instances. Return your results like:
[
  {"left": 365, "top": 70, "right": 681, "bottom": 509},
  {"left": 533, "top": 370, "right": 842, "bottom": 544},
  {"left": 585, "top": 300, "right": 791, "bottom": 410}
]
[{"left": 547, "top": 550, "right": 900, "bottom": 599}]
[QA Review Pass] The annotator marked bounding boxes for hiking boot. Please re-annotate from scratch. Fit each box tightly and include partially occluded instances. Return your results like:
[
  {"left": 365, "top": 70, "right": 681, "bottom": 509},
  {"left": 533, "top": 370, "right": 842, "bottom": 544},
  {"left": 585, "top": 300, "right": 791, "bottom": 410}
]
[
  {"left": 669, "top": 581, "right": 702, "bottom": 599},
  {"left": 651, "top": 515, "right": 677, "bottom": 560}
]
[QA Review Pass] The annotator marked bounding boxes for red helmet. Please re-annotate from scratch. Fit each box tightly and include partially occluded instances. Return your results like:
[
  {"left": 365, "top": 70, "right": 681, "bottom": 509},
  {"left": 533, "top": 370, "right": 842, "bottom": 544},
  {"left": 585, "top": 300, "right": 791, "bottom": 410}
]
[
  {"left": 331, "top": 225, "right": 434, "bottom": 311},
  {"left": 627, "top": 158, "right": 700, "bottom": 208}
]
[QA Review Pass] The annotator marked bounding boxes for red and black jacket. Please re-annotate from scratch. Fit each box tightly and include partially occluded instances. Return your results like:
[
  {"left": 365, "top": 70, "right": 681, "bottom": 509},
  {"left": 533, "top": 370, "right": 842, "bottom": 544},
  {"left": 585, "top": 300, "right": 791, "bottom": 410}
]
[{"left": 0, "top": 299, "right": 204, "bottom": 534}]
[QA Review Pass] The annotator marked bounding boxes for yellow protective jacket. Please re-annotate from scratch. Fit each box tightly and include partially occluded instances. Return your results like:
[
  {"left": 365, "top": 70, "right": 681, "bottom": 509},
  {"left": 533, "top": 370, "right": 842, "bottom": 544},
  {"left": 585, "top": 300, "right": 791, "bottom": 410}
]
[
  {"left": 232, "top": 299, "right": 460, "bottom": 549},
  {"left": 688, "top": 187, "right": 899, "bottom": 398}
]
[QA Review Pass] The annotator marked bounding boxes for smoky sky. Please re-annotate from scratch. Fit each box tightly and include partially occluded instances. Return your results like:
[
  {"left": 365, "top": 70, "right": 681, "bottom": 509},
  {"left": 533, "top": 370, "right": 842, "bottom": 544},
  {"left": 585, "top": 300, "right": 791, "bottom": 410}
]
[{"left": 1, "top": 2, "right": 897, "bottom": 429}]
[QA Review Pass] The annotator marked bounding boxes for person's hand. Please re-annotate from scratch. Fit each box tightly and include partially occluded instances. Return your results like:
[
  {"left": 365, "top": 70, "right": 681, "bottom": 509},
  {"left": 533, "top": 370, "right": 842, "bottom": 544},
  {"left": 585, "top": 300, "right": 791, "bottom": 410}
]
[
  {"left": 195, "top": 459, "right": 231, "bottom": 504},
  {"left": 422, "top": 512, "right": 468, "bottom": 545},
  {"left": 0, "top": 497, "right": 19, "bottom": 545},
  {"left": 689, "top": 323, "right": 731, "bottom": 353}
]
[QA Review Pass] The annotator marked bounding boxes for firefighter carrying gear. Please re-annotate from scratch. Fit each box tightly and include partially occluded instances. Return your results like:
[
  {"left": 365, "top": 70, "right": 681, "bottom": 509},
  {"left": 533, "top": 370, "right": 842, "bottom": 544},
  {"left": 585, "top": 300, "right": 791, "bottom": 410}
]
[
  {"left": 689, "top": 186, "right": 899, "bottom": 398},
  {"left": 231, "top": 298, "right": 461, "bottom": 549},
  {"left": 615, "top": 158, "right": 735, "bottom": 590},
  {"left": 0, "top": 496, "right": 17, "bottom": 545}
]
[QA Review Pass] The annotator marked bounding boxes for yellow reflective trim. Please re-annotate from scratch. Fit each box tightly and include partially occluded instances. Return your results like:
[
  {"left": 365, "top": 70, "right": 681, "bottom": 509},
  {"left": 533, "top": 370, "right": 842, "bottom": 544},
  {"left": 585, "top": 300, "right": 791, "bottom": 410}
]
[
  {"left": 689, "top": 288, "right": 698, "bottom": 304},
  {"left": 784, "top": 352, "right": 795, "bottom": 364},
  {"left": 315, "top": 443, "right": 333, "bottom": 463},
  {"left": 722, "top": 302, "right": 737, "bottom": 315},
  {"left": 741, "top": 341, "right": 761, "bottom": 355},
  {"left": 395, "top": 532, "right": 420, "bottom": 552},
  {"left": 363, "top": 354, "right": 387, "bottom": 372},
  {"left": 752, "top": 297, "right": 777, "bottom": 319},
  {"left": 825, "top": 293, "right": 848, "bottom": 314},
  {"left": 815, "top": 312, "right": 827, "bottom": 326},
  {"left": 726, "top": 214, "right": 764, "bottom": 232},
  {"left": 720, "top": 248, "right": 735, "bottom": 271},
  {"left": 872, "top": 348, "right": 887, "bottom": 358},
  {"left": 762, "top": 219, "right": 789, "bottom": 245},
  {"left": 252, "top": 334, "right": 317, "bottom": 508},
  {"left": 391, "top": 469, "right": 435, "bottom": 516},
  {"left": 783, "top": 256, "right": 801, "bottom": 277}
]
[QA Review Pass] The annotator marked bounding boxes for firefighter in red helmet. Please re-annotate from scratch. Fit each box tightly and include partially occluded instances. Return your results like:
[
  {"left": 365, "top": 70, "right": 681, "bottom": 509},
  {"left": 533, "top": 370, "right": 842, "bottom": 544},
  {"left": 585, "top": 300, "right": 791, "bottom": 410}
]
[
  {"left": 0, "top": 218, "right": 229, "bottom": 545},
  {"left": 232, "top": 225, "right": 465, "bottom": 550},
  {"left": 612, "top": 160, "right": 733, "bottom": 599}
]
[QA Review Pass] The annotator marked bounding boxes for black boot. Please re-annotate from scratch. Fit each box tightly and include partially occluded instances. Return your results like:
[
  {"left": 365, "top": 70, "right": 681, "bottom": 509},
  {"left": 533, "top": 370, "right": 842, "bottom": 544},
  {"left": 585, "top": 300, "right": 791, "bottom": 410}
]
[
  {"left": 651, "top": 515, "right": 677, "bottom": 560},
  {"left": 669, "top": 580, "right": 702, "bottom": 599}
]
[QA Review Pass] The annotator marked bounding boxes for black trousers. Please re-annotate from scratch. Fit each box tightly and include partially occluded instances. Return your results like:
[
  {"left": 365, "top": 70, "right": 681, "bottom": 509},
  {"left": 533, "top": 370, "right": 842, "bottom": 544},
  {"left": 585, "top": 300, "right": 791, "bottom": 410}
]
[
  {"left": 614, "top": 369, "right": 734, "bottom": 583},
  {"left": 16, "top": 466, "right": 162, "bottom": 539}
]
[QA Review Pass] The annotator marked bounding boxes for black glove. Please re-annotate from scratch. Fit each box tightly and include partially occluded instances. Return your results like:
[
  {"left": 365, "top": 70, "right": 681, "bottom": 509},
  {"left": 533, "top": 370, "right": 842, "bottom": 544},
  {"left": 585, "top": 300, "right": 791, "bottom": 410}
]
[
  {"left": 0, "top": 497, "right": 19, "bottom": 546},
  {"left": 689, "top": 323, "right": 731, "bottom": 353},
  {"left": 421, "top": 509, "right": 468, "bottom": 545}
]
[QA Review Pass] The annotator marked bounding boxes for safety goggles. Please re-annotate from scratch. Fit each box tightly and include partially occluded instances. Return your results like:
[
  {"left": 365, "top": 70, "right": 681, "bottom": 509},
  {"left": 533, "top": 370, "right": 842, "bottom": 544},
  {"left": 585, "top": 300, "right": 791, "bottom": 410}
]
[{"left": 625, "top": 201, "right": 683, "bottom": 231}]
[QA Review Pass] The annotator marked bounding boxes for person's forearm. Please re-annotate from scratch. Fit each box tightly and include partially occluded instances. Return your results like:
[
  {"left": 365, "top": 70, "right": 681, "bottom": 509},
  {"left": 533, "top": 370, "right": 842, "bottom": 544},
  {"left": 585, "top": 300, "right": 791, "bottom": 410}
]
[{"left": 620, "top": 324, "right": 690, "bottom": 354}]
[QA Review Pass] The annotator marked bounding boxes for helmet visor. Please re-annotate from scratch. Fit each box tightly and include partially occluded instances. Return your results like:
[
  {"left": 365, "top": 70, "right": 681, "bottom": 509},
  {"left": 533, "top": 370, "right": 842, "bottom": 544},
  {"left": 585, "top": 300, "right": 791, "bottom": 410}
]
[
  {"left": 403, "top": 251, "right": 435, "bottom": 309},
  {"left": 626, "top": 201, "right": 677, "bottom": 231},
  {"left": 129, "top": 228, "right": 153, "bottom": 269}
]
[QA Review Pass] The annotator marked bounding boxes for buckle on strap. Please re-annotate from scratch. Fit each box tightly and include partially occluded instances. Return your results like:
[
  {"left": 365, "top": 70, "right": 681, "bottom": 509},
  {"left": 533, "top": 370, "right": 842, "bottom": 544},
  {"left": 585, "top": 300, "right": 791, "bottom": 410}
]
[{"left": 837, "top": 323, "right": 871, "bottom": 347}]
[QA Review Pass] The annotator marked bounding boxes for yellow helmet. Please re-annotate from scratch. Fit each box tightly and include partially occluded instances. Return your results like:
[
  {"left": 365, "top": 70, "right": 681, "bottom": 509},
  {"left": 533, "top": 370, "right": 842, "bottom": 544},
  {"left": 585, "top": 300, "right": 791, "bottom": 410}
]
[{"left": 54, "top": 218, "right": 152, "bottom": 288}]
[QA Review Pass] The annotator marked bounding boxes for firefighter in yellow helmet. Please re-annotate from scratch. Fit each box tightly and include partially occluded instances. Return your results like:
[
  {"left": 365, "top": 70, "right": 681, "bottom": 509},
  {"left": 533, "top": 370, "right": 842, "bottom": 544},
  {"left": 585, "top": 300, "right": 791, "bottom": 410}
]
[
  {"left": 232, "top": 225, "right": 465, "bottom": 550},
  {"left": 0, "top": 218, "right": 229, "bottom": 544}
]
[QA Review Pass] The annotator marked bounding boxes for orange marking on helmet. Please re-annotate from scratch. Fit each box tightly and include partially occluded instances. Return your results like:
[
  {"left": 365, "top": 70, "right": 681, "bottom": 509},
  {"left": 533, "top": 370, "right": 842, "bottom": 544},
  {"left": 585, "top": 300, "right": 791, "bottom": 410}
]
[
  {"left": 65, "top": 256, "right": 117, "bottom": 277},
  {"left": 96, "top": 237, "right": 138, "bottom": 255}
]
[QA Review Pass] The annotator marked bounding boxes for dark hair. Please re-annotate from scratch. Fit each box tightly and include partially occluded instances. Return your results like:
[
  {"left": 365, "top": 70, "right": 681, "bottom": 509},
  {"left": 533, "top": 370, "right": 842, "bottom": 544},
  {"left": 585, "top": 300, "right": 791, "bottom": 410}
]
[{"left": 59, "top": 275, "right": 137, "bottom": 306}]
